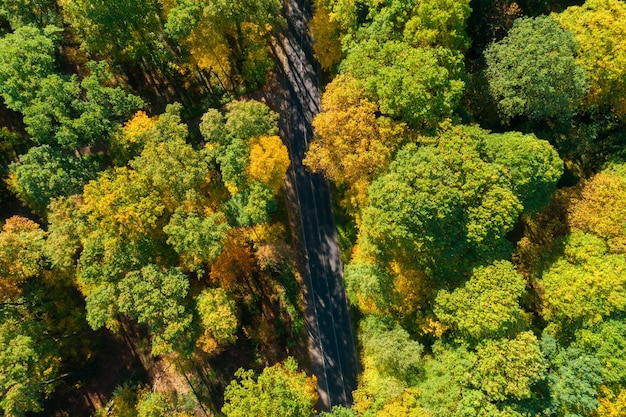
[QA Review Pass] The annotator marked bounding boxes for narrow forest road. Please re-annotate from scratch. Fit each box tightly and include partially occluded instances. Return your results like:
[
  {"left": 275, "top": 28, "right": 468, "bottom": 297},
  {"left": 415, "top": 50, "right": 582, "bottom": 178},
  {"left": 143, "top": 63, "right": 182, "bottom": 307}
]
[{"left": 262, "top": 0, "right": 359, "bottom": 411}]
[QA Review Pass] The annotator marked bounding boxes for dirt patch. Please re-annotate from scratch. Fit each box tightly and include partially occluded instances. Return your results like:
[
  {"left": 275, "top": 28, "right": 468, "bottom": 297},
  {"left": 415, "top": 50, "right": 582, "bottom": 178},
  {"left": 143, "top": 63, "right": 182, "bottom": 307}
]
[{"left": 40, "top": 325, "right": 148, "bottom": 417}]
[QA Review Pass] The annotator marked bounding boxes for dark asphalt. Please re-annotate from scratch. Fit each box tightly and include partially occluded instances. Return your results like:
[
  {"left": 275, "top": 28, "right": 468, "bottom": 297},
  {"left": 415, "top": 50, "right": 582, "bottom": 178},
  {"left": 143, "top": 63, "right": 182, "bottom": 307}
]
[{"left": 267, "top": 0, "right": 359, "bottom": 411}]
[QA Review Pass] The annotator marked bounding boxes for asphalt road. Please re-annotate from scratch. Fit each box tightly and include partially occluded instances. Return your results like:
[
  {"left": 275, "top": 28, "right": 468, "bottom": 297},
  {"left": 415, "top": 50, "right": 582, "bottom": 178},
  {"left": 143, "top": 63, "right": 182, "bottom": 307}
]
[{"left": 266, "top": 0, "right": 359, "bottom": 411}]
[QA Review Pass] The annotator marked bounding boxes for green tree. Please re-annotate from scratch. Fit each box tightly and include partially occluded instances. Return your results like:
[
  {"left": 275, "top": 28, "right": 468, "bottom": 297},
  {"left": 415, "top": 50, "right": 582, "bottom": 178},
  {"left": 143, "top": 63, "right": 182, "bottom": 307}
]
[
  {"left": 353, "top": 315, "right": 424, "bottom": 408},
  {"left": 0, "top": 0, "right": 61, "bottom": 28},
  {"left": 164, "top": 208, "right": 230, "bottom": 271},
  {"left": 541, "top": 334, "right": 603, "bottom": 417},
  {"left": 136, "top": 390, "right": 197, "bottom": 417},
  {"left": 129, "top": 115, "right": 209, "bottom": 210},
  {"left": 434, "top": 260, "right": 527, "bottom": 342},
  {"left": 44, "top": 196, "right": 82, "bottom": 271},
  {"left": 21, "top": 62, "right": 144, "bottom": 149},
  {"left": 117, "top": 265, "right": 193, "bottom": 356},
  {"left": 341, "top": 40, "right": 465, "bottom": 130},
  {"left": 163, "top": 0, "right": 204, "bottom": 40},
  {"left": 0, "top": 27, "right": 142, "bottom": 149},
  {"left": 575, "top": 319, "right": 626, "bottom": 391},
  {"left": 361, "top": 315, "right": 423, "bottom": 382},
  {"left": 344, "top": 261, "right": 395, "bottom": 315},
  {"left": 222, "top": 357, "right": 317, "bottom": 417},
  {"left": 58, "top": 0, "right": 162, "bottom": 64},
  {"left": 224, "top": 181, "right": 277, "bottom": 227},
  {"left": 0, "top": 25, "right": 59, "bottom": 111},
  {"left": 8, "top": 145, "right": 100, "bottom": 214},
  {"left": 0, "top": 322, "right": 58, "bottom": 416},
  {"left": 539, "top": 232, "right": 626, "bottom": 330},
  {"left": 482, "top": 129, "right": 564, "bottom": 213},
  {"left": 200, "top": 100, "right": 285, "bottom": 227},
  {"left": 195, "top": 287, "right": 238, "bottom": 353},
  {"left": 484, "top": 15, "right": 587, "bottom": 124},
  {"left": 417, "top": 335, "right": 546, "bottom": 417},
  {"left": 360, "top": 125, "right": 562, "bottom": 277},
  {"left": 472, "top": 332, "right": 547, "bottom": 402},
  {"left": 349, "top": 0, "right": 415, "bottom": 43},
  {"left": 319, "top": 406, "right": 357, "bottom": 417},
  {"left": 403, "top": 0, "right": 471, "bottom": 51},
  {"left": 417, "top": 343, "right": 495, "bottom": 417}
]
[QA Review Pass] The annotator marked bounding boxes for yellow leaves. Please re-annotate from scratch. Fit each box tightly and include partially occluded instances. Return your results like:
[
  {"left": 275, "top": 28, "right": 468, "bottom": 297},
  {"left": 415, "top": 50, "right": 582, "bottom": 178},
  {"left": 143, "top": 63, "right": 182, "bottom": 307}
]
[
  {"left": 597, "top": 386, "right": 626, "bottom": 417},
  {"left": 305, "top": 73, "right": 406, "bottom": 211},
  {"left": 247, "top": 135, "right": 289, "bottom": 192},
  {"left": 309, "top": 3, "right": 344, "bottom": 70},
  {"left": 81, "top": 168, "right": 164, "bottom": 240},
  {"left": 111, "top": 111, "right": 156, "bottom": 164},
  {"left": 122, "top": 111, "right": 154, "bottom": 143},
  {"left": 568, "top": 169, "right": 626, "bottom": 253},
  {"left": 187, "top": 20, "right": 232, "bottom": 80},
  {"left": 389, "top": 261, "right": 431, "bottom": 328},
  {"left": 420, "top": 316, "right": 449, "bottom": 338},
  {"left": 196, "top": 287, "right": 238, "bottom": 354},
  {"left": 376, "top": 389, "right": 427, "bottom": 417},
  {"left": 210, "top": 232, "right": 256, "bottom": 290},
  {"left": 555, "top": 0, "right": 626, "bottom": 118},
  {"left": 0, "top": 216, "right": 46, "bottom": 301},
  {"left": 247, "top": 222, "right": 286, "bottom": 247}
]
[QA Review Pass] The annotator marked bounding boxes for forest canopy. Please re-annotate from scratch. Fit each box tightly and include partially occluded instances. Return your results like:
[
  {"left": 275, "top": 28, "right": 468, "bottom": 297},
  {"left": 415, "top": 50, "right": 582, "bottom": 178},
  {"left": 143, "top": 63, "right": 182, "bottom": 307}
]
[{"left": 0, "top": 0, "right": 626, "bottom": 416}]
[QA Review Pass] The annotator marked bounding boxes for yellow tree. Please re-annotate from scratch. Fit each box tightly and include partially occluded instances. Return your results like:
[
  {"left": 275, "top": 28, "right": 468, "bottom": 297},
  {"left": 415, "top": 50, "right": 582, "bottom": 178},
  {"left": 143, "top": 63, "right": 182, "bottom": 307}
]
[
  {"left": 597, "top": 387, "right": 626, "bottom": 417},
  {"left": 0, "top": 216, "right": 46, "bottom": 301},
  {"left": 247, "top": 135, "right": 290, "bottom": 193},
  {"left": 110, "top": 110, "right": 156, "bottom": 165},
  {"left": 304, "top": 73, "right": 406, "bottom": 208},
  {"left": 539, "top": 232, "right": 626, "bottom": 331},
  {"left": 555, "top": 0, "right": 626, "bottom": 118},
  {"left": 568, "top": 164, "right": 626, "bottom": 253},
  {"left": 309, "top": 2, "right": 344, "bottom": 70}
]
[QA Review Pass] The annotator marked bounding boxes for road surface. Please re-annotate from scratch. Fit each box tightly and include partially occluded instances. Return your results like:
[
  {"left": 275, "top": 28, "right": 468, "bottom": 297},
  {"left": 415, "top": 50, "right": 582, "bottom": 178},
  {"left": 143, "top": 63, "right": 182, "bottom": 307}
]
[{"left": 265, "top": 0, "right": 359, "bottom": 411}]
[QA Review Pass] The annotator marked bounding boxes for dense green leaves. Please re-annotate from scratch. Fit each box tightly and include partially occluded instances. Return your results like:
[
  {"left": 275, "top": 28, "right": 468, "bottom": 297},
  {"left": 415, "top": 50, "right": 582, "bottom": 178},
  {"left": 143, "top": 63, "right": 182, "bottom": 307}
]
[
  {"left": 360, "top": 125, "right": 562, "bottom": 275},
  {"left": 434, "top": 261, "right": 526, "bottom": 342},
  {"left": 196, "top": 287, "right": 238, "bottom": 351},
  {"left": 117, "top": 265, "right": 193, "bottom": 356},
  {"left": 1, "top": 0, "right": 626, "bottom": 414},
  {"left": 59, "top": 0, "right": 162, "bottom": 63},
  {"left": 222, "top": 357, "right": 317, "bottom": 417},
  {"left": 403, "top": 0, "right": 471, "bottom": 51},
  {"left": 342, "top": 41, "right": 464, "bottom": 130},
  {"left": 164, "top": 208, "right": 229, "bottom": 271},
  {"left": 472, "top": 332, "right": 546, "bottom": 401},
  {"left": 8, "top": 145, "right": 100, "bottom": 214},
  {"left": 542, "top": 335, "right": 603, "bottom": 417},
  {"left": 0, "top": 26, "right": 143, "bottom": 150},
  {"left": 0, "top": 25, "right": 59, "bottom": 111},
  {"left": 484, "top": 16, "right": 587, "bottom": 124},
  {"left": 0, "top": 0, "right": 61, "bottom": 28},
  {"left": 200, "top": 100, "right": 285, "bottom": 227},
  {"left": 575, "top": 319, "right": 626, "bottom": 390},
  {"left": 361, "top": 316, "right": 423, "bottom": 383}
]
